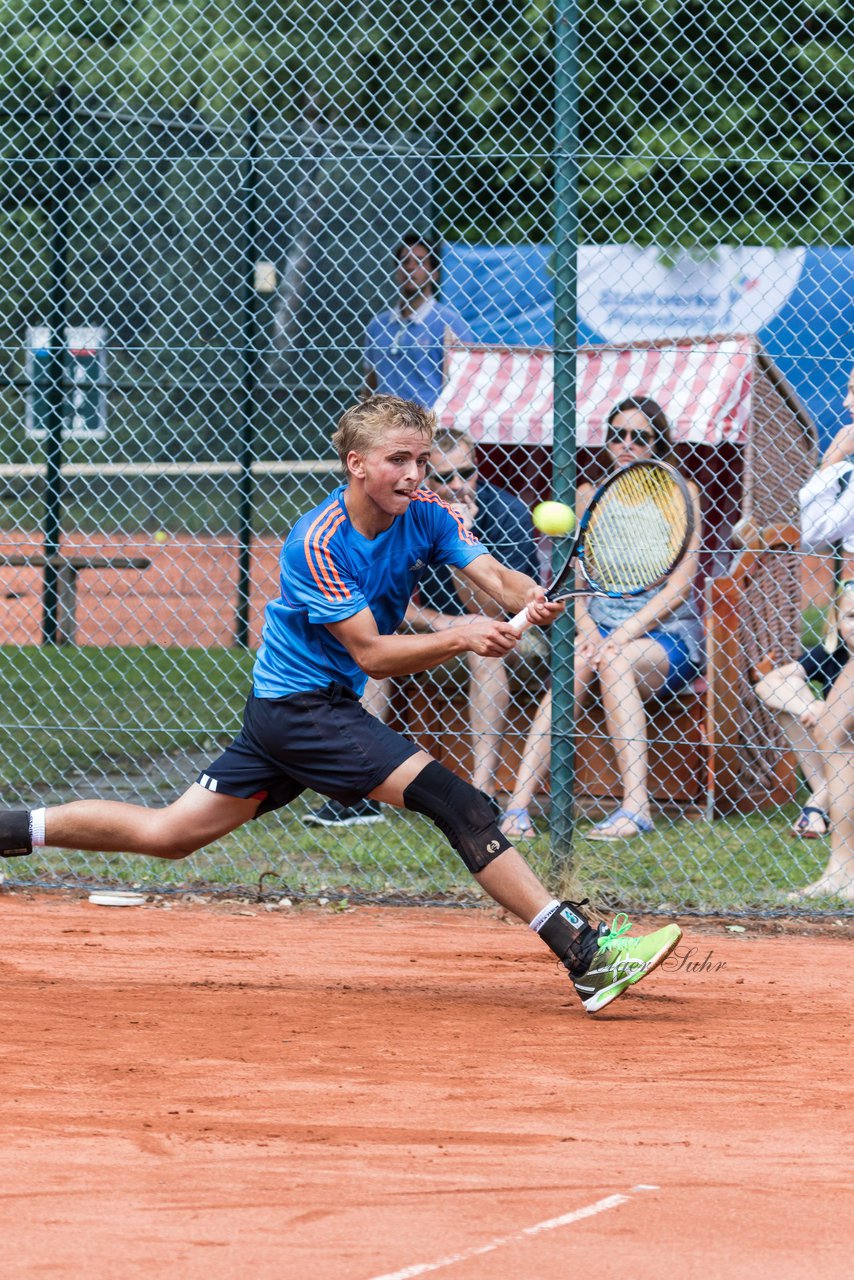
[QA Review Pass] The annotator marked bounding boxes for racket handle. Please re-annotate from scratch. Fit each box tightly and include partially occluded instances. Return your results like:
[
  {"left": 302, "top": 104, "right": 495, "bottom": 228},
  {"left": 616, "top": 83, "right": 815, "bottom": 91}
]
[{"left": 508, "top": 605, "right": 532, "bottom": 634}]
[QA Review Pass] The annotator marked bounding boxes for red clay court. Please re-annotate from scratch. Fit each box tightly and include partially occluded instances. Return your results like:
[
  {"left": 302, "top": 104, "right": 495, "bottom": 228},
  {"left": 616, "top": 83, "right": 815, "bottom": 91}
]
[
  {"left": 0, "top": 531, "right": 845, "bottom": 649},
  {"left": 0, "top": 893, "right": 849, "bottom": 1278}
]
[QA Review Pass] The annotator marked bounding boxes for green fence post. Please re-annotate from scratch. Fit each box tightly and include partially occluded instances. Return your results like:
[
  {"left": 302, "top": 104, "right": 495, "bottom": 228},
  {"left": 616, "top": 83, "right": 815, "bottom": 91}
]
[
  {"left": 550, "top": 0, "right": 579, "bottom": 871},
  {"left": 41, "top": 84, "right": 73, "bottom": 646},
  {"left": 235, "top": 106, "right": 262, "bottom": 649}
]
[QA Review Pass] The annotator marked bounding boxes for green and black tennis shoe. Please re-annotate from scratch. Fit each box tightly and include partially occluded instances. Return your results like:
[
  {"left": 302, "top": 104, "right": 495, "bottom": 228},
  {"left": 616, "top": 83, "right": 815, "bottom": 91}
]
[{"left": 572, "top": 913, "right": 682, "bottom": 1013}]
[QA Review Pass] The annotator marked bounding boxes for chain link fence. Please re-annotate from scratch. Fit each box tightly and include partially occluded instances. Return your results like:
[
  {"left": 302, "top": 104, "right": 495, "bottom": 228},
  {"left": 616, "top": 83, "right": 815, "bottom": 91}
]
[{"left": 0, "top": 1, "right": 852, "bottom": 912}]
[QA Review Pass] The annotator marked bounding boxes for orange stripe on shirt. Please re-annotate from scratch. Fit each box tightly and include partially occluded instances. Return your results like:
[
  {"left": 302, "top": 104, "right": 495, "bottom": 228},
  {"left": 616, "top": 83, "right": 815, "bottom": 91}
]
[
  {"left": 318, "top": 512, "right": 350, "bottom": 599},
  {"left": 307, "top": 508, "right": 349, "bottom": 601},
  {"left": 304, "top": 506, "right": 349, "bottom": 601},
  {"left": 409, "top": 488, "right": 480, "bottom": 545},
  {"left": 303, "top": 507, "right": 339, "bottom": 600}
]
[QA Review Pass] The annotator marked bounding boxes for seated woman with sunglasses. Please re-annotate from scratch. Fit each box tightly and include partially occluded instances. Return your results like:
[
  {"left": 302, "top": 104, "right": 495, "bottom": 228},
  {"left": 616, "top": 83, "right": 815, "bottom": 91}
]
[{"left": 501, "top": 397, "right": 704, "bottom": 842}]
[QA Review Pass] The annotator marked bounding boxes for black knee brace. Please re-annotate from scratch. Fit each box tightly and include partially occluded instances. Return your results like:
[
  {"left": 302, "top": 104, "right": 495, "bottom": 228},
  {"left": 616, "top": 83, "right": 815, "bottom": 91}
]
[
  {"left": 0, "top": 811, "right": 32, "bottom": 857},
  {"left": 402, "top": 761, "right": 511, "bottom": 874}
]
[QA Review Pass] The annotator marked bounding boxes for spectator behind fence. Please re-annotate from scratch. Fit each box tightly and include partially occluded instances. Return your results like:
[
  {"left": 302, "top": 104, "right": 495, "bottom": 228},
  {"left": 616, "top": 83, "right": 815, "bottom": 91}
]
[
  {"left": 363, "top": 232, "right": 474, "bottom": 407},
  {"left": 798, "top": 373, "right": 854, "bottom": 563},
  {"left": 755, "top": 584, "right": 853, "bottom": 883},
  {"left": 755, "top": 366, "right": 854, "bottom": 899},
  {"left": 306, "top": 426, "right": 542, "bottom": 827},
  {"left": 501, "top": 397, "right": 704, "bottom": 843}
]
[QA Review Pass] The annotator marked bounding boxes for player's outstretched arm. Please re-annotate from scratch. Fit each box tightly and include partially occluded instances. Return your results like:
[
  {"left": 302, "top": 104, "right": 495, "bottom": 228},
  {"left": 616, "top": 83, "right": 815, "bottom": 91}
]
[
  {"left": 457, "top": 554, "right": 565, "bottom": 627},
  {"left": 326, "top": 606, "right": 521, "bottom": 679}
]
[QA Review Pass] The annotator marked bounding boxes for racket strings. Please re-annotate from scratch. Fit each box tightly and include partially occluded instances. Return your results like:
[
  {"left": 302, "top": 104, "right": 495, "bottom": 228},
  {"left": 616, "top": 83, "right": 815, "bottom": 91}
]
[{"left": 584, "top": 466, "right": 690, "bottom": 593}]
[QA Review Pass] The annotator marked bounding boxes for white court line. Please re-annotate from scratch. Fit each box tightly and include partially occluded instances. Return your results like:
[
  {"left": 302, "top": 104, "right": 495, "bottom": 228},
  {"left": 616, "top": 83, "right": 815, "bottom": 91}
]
[{"left": 367, "top": 1185, "right": 659, "bottom": 1280}]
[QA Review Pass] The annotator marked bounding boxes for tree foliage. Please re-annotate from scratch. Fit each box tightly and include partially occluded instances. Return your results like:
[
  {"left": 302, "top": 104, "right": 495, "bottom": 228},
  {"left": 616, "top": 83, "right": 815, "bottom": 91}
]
[{"left": 0, "top": 0, "right": 852, "bottom": 245}]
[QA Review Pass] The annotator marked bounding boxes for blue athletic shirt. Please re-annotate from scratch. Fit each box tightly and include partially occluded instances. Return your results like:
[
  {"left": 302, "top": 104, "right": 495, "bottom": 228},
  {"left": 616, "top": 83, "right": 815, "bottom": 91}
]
[
  {"left": 253, "top": 484, "right": 488, "bottom": 698},
  {"left": 364, "top": 299, "right": 475, "bottom": 408}
]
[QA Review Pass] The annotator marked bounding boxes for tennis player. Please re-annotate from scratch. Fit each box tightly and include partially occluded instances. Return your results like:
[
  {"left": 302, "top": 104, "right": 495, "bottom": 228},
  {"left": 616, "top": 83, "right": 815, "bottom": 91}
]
[{"left": 0, "top": 394, "right": 681, "bottom": 1013}]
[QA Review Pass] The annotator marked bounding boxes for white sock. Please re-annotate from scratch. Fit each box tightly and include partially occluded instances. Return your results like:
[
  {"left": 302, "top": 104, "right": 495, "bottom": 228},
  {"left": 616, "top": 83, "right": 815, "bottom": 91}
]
[
  {"left": 29, "top": 808, "right": 46, "bottom": 847},
  {"left": 529, "top": 898, "right": 561, "bottom": 933}
]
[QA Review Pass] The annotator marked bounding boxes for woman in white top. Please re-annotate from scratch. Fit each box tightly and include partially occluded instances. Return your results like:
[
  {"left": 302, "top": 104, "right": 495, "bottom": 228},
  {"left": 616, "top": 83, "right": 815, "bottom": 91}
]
[{"left": 798, "top": 369, "right": 854, "bottom": 557}]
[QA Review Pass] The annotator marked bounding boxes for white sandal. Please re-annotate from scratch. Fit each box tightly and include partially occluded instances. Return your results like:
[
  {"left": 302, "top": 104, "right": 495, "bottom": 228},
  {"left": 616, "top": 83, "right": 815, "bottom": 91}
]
[
  {"left": 587, "top": 807, "right": 654, "bottom": 842},
  {"left": 500, "top": 806, "right": 536, "bottom": 839}
]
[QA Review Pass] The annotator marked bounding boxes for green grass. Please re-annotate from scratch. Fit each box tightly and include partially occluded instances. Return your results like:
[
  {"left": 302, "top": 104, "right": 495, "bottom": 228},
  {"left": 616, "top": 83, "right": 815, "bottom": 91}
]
[
  {"left": 2, "top": 642, "right": 850, "bottom": 914},
  {"left": 0, "top": 644, "right": 252, "bottom": 796},
  {"left": 16, "top": 792, "right": 851, "bottom": 915},
  {"left": 570, "top": 809, "right": 834, "bottom": 914}
]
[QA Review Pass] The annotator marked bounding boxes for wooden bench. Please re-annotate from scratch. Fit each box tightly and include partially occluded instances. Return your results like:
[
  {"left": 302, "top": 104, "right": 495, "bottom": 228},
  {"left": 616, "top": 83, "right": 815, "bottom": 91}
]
[
  {"left": 574, "top": 678, "right": 711, "bottom": 814},
  {"left": 387, "top": 671, "right": 713, "bottom": 814},
  {"left": 0, "top": 553, "right": 151, "bottom": 644},
  {"left": 701, "top": 522, "right": 801, "bottom": 815}
]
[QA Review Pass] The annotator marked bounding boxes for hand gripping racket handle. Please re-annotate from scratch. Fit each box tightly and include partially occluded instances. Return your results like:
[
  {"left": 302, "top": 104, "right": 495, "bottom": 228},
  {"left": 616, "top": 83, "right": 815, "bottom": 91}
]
[
  {"left": 508, "top": 604, "right": 534, "bottom": 634},
  {"left": 509, "top": 592, "right": 564, "bottom": 634}
]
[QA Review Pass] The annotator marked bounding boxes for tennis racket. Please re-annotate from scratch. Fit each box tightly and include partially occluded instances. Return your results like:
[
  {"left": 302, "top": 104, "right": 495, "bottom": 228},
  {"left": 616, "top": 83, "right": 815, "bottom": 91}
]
[{"left": 509, "top": 459, "right": 695, "bottom": 634}]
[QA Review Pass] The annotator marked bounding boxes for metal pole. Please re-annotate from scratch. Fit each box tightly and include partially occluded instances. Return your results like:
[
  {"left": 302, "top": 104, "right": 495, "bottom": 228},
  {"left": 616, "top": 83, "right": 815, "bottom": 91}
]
[
  {"left": 550, "top": 0, "right": 579, "bottom": 867},
  {"left": 42, "top": 84, "right": 73, "bottom": 645},
  {"left": 235, "top": 107, "right": 262, "bottom": 648}
]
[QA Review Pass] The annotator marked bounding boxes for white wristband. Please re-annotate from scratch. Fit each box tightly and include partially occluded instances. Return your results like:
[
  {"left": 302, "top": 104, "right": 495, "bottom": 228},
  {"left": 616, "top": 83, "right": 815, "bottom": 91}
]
[
  {"left": 30, "top": 807, "right": 46, "bottom": 847},
  {"left": 529, "top": 899, "right": 562, "bottom": 933}
]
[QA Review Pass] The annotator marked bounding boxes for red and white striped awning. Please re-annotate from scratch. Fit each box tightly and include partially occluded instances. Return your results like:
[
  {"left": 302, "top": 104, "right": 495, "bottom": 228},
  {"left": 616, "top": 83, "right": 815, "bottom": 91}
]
[{"left": 434, "top": 337, "right": 754, "bottom": 446}]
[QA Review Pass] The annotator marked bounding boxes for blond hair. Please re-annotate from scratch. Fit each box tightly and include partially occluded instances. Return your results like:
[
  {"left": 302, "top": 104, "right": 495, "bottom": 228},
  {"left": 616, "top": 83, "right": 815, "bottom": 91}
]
[
  {"left": 823, "top": 578, "right": 854, "bottom": 653},
  {"left": 332, "top": 395, "right": 436, "bottom": 474}
]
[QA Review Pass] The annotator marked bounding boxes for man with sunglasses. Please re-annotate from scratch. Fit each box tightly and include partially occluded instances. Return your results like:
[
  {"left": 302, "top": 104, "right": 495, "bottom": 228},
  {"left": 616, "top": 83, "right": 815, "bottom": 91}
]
[
  {"left": 306, "top": 427, "right": 540, "bottom": 826},
  {"left": 404, "top": 427, "right": 541, "bottom": 783}
]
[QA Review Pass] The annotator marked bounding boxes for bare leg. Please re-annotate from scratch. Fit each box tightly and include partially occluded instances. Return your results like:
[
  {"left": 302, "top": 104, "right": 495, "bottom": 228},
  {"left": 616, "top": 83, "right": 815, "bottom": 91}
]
[
  {"left": 799, "top": 661, "right": 854, "bottom": 900},
  {"left": 474, "top": 847, "right": 553, "bottom": 922},
  {"left": 372, "top": 753, "right": 552, "bottom": 921},
  {"left": 756, "top": 665, "right": 828, "bottom": 829},
  {"left": 754, "top": 663, "right": 817, "bottom": 719},
  {"left": 504, "top": 688, "right": 553, "bottom": 815},
  {"left": 368, "top": 750, "right": 434, "bottom": 804},
  {"left": 468, "top": 653, "right": 509, "bottom": 795},
  {"left": 774, "top": 711, "right": 828, "bottom": 811},
  {"left": 362, "top": 676, "right": 392, "bottom": 721},
  {"left": 595, "top": 637, "right": 668, "bottom": 831},
  {"left": 42, "top": 785, "right": 259, "bottom": 859}
]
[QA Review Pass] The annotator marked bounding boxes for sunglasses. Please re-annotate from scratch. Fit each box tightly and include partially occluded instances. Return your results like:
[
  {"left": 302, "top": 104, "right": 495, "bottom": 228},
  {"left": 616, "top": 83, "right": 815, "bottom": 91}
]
[
  {"left": 428, "top": 464, "right": 477, "bottom": 483},
  {"left": 607, "top": 426, "right": 654, "bottom": 447}
]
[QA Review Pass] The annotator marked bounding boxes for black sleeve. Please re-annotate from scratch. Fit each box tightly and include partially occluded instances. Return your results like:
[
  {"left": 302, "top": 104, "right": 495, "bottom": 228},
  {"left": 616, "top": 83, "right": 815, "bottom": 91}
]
[
  {"left": 478, "top": 486, "right": 540, "bottom": 581},
  {"left": 800, "top": 642, "right": 850, "bottom": 696}
]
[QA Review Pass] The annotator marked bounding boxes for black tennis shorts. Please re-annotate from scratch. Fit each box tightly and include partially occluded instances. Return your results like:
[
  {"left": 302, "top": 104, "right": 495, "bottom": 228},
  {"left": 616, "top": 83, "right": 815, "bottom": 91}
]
[{"left": 197, "top": 684, "right": 422, "bottom": 815}]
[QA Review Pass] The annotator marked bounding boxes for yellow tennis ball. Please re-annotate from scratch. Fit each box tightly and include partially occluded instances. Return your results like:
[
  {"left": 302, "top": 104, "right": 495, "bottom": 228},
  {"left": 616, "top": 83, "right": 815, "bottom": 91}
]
[
  {"left": 532, "top": 501, "right": 576, "bottom": 537},
  {"left": 153, "top": 530, "right": 168, "bottom": 544}
]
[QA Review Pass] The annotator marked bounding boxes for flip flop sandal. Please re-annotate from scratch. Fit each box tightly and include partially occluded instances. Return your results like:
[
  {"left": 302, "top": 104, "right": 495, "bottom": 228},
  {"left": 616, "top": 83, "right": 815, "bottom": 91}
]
[
  {"left": 587, "top": 807, "right": 654, "bottom": 842},
  {"left": 500, "top": 806, "right": 536, "bottom": 839},
  {"left": 790, "top": 805, "right": 830, "bottom": 839}
]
